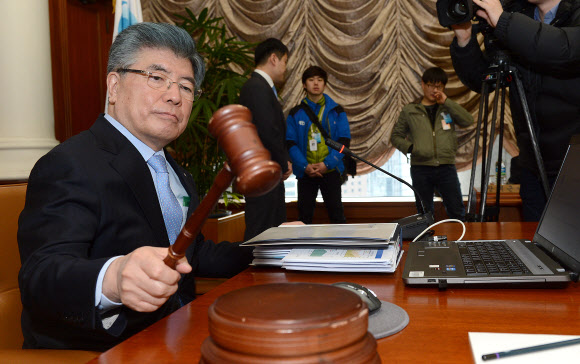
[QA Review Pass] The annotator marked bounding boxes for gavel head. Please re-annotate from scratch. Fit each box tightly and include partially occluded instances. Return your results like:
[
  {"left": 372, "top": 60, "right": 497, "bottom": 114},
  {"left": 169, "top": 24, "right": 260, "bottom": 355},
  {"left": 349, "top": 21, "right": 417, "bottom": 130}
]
[{"left": 208, "top": 105, "right": 282, "bottom": 197}]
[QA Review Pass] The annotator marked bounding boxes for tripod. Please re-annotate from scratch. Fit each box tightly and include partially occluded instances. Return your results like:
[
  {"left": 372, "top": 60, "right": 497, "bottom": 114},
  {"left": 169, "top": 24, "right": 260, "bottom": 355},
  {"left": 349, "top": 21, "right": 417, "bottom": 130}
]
[{"left": 465, "top": 54, "right": 550, "bottom": 222}]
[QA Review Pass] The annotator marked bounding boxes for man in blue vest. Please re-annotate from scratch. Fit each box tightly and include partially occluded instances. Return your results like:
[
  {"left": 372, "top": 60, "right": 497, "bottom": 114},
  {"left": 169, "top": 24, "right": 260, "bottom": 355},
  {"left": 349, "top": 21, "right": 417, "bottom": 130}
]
[{"left": 286, "top": 66, "right": 351, "bottom": 224}]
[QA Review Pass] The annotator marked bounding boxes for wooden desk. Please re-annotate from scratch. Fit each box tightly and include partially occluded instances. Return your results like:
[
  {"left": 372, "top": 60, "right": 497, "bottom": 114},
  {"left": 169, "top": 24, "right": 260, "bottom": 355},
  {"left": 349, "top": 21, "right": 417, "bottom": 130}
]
[
  {"left": 93, "top": 223, "right": 580, "bottom": 364},
  {"left": 200, "top": 211, "right": 245, "bottom": 244}
]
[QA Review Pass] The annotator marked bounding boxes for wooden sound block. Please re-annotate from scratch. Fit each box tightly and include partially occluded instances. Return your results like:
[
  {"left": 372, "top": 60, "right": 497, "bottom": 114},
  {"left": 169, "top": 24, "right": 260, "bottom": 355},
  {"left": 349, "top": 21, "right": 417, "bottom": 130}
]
[{"left": 200, "top": 283, "right": 381, "bottom": 363}]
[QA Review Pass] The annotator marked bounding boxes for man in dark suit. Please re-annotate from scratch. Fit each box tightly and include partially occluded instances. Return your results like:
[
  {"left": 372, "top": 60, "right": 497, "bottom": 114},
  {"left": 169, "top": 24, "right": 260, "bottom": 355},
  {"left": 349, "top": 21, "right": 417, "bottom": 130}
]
[
  {"left": 240, "top": 38, "right": 293, "bottom": 240},
  {"left": 17, "top": 23, "right": 252, "bottom": 351}
]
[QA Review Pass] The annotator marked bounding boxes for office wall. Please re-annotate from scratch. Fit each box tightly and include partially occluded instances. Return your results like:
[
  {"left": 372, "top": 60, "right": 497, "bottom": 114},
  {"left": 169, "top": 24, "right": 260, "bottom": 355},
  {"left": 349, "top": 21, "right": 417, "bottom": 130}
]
[{"left": 0, "top": 1, "right": 59, "bottom": 181}]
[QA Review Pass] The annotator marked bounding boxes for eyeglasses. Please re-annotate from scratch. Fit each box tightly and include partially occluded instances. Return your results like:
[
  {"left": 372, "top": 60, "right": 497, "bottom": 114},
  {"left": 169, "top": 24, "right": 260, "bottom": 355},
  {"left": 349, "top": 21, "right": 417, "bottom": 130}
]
[
  {"left": 117, "top": 68, "right": 202, "bottom": 102},
  {"left": 425, "top": 83, "right": 444, "bottom": 91}
]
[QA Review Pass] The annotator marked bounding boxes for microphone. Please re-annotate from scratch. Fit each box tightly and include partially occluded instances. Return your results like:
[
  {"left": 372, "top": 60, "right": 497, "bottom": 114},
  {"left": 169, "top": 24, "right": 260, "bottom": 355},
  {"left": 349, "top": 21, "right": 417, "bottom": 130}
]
[{"left": 325, "top": 139, "right": 434, "bottom": 240}]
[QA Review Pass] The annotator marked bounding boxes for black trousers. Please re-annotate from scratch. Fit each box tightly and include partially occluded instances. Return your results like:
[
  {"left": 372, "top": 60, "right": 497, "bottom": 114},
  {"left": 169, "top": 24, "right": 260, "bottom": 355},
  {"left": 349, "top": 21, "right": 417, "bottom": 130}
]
[
  {"left": 297, "top": 170, "right": 346, "bottom": 224},
  {"left": 244, "top": 182, "right": 286, "bottom": 241},
  {"left": 410, "top": 164, "right": 465, "bottom": 220},
  {"left": 519, "top": 167, "right": 556, "bottom": 222}
]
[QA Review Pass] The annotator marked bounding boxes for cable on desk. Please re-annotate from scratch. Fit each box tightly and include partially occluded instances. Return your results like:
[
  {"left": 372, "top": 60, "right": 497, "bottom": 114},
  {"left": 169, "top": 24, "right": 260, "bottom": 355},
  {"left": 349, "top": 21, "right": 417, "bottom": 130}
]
[{"left": 412, "top": 219, "right": 466, "bottom": 242}]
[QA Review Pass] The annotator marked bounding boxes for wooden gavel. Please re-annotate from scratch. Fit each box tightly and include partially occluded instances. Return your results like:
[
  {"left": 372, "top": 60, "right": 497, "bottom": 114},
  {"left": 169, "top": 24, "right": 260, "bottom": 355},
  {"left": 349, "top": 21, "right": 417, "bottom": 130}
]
[{"left": 163, "top": 105, "right": 282, "bottom": 267}]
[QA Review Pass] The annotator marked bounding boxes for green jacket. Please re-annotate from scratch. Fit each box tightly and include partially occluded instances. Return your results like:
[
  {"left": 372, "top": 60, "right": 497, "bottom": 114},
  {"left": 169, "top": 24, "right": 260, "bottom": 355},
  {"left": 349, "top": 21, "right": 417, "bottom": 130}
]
[{"left": 391, "top": 98, "right": 473, "bottom": 166}]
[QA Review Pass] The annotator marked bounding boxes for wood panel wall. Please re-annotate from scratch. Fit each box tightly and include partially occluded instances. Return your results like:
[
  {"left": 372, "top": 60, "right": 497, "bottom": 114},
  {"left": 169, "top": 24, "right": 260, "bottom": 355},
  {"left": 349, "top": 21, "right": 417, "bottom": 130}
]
[{"left": 49, "top": 0, "right": 113, "bottom": 142}]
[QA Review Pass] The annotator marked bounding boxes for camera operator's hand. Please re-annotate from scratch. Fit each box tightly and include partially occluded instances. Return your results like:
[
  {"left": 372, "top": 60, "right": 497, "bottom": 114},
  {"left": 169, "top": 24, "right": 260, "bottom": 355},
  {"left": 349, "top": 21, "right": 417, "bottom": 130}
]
[
  {"left": 473, "top": 0, "right": 504, "bottom": 28},
  {"left": 451, "top": 22, "right": 473, "bottom": 47}
]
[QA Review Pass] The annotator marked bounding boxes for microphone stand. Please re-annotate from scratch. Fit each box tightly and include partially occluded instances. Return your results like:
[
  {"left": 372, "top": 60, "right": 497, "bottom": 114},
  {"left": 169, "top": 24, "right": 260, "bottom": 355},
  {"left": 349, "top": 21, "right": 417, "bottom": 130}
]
[{"left": 325, "top": 139, "right": 434, "bottom": 240}]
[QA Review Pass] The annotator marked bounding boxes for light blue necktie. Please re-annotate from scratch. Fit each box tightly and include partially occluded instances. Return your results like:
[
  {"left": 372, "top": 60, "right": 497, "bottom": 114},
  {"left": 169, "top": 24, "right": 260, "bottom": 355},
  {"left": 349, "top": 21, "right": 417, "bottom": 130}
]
[
  {"left": 147, "top": 154, "right": 183, "bottom": 245},
  {"left": 272, "top": 85, "right": 278, "bottom": 98}
]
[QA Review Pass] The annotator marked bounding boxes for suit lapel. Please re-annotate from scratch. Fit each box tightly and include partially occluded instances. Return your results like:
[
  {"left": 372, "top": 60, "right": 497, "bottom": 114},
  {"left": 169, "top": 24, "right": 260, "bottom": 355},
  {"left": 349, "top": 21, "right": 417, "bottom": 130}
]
[
  {"left": 252, "top": 72, "right": 286, "bottom": 133},
  {"left": 90, "top": 115, "right": 169, "bottom": 246},
  {"left": 253, "top": 72, "right": 282, "bottom": 107}
]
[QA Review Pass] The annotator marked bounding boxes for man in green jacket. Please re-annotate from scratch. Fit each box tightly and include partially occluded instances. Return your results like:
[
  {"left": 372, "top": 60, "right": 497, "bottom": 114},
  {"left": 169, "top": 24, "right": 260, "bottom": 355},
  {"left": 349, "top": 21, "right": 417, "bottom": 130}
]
[{"left": 391, "top": 67, "right": 474, "bottom": 220}]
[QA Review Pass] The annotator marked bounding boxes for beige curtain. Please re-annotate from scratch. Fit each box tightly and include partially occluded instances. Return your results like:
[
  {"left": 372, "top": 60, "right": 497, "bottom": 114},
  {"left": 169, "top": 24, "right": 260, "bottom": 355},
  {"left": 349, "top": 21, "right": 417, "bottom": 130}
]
[{"left": 142, "top": 0, "right": 518, "bottom": 174}]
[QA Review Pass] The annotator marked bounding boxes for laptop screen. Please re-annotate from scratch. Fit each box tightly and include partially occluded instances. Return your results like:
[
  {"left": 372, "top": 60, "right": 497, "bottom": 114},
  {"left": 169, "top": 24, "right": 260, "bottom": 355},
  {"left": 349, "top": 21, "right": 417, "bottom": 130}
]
[{"left": 534, "top": 139, "right": 580, "bottom": 275}]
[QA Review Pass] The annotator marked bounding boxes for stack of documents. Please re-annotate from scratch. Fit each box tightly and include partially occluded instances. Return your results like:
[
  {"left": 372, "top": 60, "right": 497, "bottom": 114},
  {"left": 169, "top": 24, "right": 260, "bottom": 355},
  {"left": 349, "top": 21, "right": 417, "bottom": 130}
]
[{"left": 241, "top": 223, "right": 403, "bottom": 273}]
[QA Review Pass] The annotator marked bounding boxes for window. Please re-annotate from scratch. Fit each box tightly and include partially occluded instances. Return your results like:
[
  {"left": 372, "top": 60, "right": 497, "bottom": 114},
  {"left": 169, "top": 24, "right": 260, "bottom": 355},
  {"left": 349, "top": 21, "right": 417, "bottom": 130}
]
[
  {"left": 284, "top": 140, "right": 513, "bottom": 199},
  {"left": 284, "top": 149, "right": 414, "bottom": 198}
]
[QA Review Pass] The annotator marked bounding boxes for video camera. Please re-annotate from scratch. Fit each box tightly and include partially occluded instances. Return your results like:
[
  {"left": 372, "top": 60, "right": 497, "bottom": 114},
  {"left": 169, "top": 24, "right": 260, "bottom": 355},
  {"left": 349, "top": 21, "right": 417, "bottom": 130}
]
[
  {"left": 436, "top": 0, "right": 515, "bottom": 28},
  {"left": 436, "top": 0, "right": 479, "bottom": 27}
]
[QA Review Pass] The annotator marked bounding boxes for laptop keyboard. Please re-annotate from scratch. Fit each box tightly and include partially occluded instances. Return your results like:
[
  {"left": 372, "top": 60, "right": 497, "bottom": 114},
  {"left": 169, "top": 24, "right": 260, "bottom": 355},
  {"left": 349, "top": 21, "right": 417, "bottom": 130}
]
[{"left": 458, "top": 241, "right": 532, "bottom": 276}]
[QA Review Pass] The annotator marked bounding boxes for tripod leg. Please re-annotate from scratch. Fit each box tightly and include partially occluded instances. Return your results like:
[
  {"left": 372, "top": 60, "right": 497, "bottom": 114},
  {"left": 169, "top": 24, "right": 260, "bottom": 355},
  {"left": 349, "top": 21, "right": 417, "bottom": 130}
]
[
  {"left": 481, "top": 91, "right": 489, "bottom": 191},
  {"left": 483, "top": 86, "right": 508, "bottom": 222},
  {"left": 494, "top": 85, "right": 507, "bottom": 213},
  {"left": 512, "top": 71, "right": 551, "bottom": 198},
  {"left": 479, "top": 70, "right": 503, "bottom": 222},
  {"left": 466, "top": 82, "right": 488, "bottom": 221}
]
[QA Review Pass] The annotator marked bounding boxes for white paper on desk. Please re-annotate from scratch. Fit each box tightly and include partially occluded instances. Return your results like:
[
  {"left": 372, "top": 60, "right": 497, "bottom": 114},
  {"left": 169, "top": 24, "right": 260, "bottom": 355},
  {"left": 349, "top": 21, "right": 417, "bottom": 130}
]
[
  {"left": 250, "top": 247, "right": 290, "bottom": 266},
  {"left": 284, "top": 250, "right": 404, "bottom": 273},
  {"left": 283, "top": 247, "right": 396, "bottom": 263},
  {"left": 252, "top": 247, "right": 291, "bottom": 258},
  {"left": 281, "top": 246, "right": 402, "bottom": 273},
  {"left": 469, "top": 332, "right": 580, "bottom": 364}
]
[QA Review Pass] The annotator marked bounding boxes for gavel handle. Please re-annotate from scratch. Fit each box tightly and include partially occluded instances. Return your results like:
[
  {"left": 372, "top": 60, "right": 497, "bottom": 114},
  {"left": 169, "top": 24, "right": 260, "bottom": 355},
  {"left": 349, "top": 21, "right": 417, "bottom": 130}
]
[{"left": 163, "top": 164, "right": 235, "bottom": 269}]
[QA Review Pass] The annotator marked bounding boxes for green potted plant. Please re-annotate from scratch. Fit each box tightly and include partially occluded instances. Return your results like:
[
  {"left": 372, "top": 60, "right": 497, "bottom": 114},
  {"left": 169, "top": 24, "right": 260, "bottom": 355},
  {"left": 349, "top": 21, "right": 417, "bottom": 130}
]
[{"left": 168, "top": 8, "right": 255, "bottom": 215}]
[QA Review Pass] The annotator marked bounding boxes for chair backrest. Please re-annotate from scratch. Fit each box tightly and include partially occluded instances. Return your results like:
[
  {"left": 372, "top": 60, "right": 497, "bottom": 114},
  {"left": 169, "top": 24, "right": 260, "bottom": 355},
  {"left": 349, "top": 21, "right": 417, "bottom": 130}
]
[
  {"left": 0, "top": 183, "right": 27, "bottom": 349},
  {"left": 0, "top": 182, "right": 100, "bottom": 361}
]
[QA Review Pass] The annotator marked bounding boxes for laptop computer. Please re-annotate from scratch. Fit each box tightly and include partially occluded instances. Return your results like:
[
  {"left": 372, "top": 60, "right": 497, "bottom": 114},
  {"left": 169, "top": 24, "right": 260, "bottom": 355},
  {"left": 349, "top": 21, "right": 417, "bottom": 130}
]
[{"left": 403, "top": 136, "right": 580, "bottom": 287}]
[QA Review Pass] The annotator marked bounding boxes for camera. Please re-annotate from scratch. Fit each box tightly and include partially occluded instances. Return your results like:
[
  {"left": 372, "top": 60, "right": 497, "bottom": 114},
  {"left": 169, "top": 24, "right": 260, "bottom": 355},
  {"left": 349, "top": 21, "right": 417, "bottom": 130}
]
[{"left": 436, "top": 0, "right": 479, "bottom": 27}]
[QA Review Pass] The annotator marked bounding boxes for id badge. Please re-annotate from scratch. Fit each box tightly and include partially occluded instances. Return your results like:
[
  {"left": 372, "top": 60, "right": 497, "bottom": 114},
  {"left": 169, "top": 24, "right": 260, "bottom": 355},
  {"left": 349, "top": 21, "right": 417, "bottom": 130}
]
[
  {"left": 441, "top": 112, "right": 451, "bottom": 130},
  {"left": 309, "top": 138, "right": 318, "bottom": 151},
  {"left": 312, "top": 132, "right": 321, "bottom": 143}
]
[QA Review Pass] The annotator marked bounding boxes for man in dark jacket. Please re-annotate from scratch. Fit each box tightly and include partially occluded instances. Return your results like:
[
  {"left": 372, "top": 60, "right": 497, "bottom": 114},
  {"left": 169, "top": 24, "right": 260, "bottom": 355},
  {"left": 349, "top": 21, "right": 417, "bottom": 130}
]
[
  {"left": 18, "top": 23, "right": 253, "bottom": 351},
  {"left": 286, "top": 66, "right": 351, "bottom": 224},
  {"left": 240, "top": 38, "right": 293, "bottom": 240},
  {"left": 391, "top": 67, "right": 474, "bottom": 220},
  {"left": 450, "top": 0, "right": 580, "bottom": 221}
]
